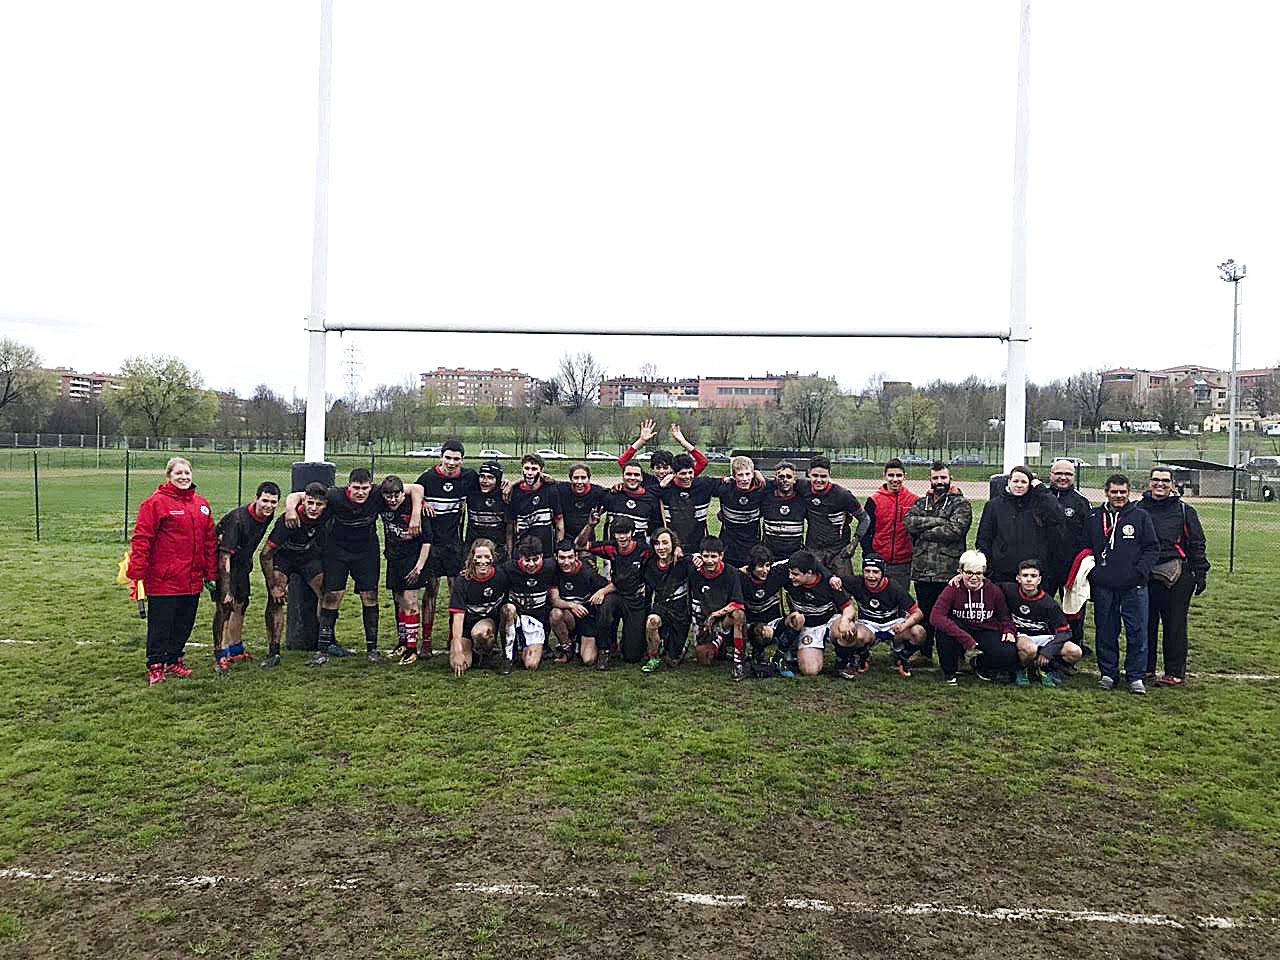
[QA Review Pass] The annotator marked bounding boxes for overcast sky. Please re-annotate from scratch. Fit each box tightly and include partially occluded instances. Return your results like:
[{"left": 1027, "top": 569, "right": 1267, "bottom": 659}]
[{"left": 2, "top": 2, "right": 1277, "bottom": 401}]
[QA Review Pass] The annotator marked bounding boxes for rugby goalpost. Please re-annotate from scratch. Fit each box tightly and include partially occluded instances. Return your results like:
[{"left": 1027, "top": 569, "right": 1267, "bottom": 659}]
[{"left": 298, "top": 0, "right": 1032, "bottom": 478}]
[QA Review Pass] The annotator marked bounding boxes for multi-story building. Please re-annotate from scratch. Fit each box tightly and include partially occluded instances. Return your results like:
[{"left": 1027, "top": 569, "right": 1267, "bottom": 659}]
[
  {"left": 49, "top": 367, "right": 121, "bottom": 403},
  {"left": 419, "top": 367, "right": 537, "bottom": 407},
  {"left": 696, "top": 373, "right": 795, "bottom": 408},
  {"left": 1103, "top": 364, "right": 1275, "bottom": 413},
  {"left": 598, "top": 377, "right": 700, "bottom": 408}
]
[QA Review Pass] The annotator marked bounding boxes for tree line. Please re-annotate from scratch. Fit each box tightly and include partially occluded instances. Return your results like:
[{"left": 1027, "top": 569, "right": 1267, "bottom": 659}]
[{"left": 4, "top": 339, "right": 1279, "bottom": 454}]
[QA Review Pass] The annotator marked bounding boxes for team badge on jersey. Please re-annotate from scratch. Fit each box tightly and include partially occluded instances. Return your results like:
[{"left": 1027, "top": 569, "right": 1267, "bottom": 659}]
[
  {"left": 443, "top": 482, "right": 454, "bottom": 492},
  {"left": 1064, "top": 507, "right": 1075, "bottom": 517},
  {"left": 626, "top": 499, "right": 636, "bottom": 509},
  {"left": 1122, "top": 524, "right": 1135, "bottom": 537},
  {"left": 483, "top": 587, "right": 493, "bottom": 597},
  {"left": 780, "top": 505, "right": 790, "bottom": 515},
  {"left": 1019, "top": 604, "right": 1030, "bottom": 614}
]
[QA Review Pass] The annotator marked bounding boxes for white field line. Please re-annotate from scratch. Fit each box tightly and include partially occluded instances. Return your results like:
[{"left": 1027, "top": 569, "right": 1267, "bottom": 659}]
[
  {"left": 2, "top": 637, "right": 1278, "bottom": 682},
  {"left": 2, "top": 867, "right": 1272, "bottom": 930}
]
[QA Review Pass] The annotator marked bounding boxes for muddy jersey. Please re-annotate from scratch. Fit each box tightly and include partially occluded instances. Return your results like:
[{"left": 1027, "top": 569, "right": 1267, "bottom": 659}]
[
  {"left": 847, "top": 578, "right": 918, "bottom": 626},
  {"left": 742, "top": 560, "right": 790, "bottom": 624},
  {"left": 502, "top": 557, "right": 557, "bottom": 623},
  {"left": 604, "top": 486, "right": 663, "bottom": 538},
  {"left": 324, "top": 486, "right": 388, "bottom": 552},
  {"left": 216, "top": 504, "right": 272, "bottom": 571},
  {"left": 415, "top": 466, "right": 479, "bottom": 546},
  {"left": 714, "top": 481, "right": 768, "bottom": 563},
  {"left": 589, "top": 539, "right": 651, "bottom": 599},
  {"left": 447, "top": 567, "right": 509, "bottom": 623},
  {"left": 560, "top": 484, "right": 610, "bottom": 545},
  {"left": 553, "top": 562, "right": 609, "bottom": 605},
  {"left": 643, "top": 555, "right": 691, "bottom": 616},
  {"left": 657, "top": 476, "right": 718, "bottom": 551},
  {"left": 800, "top": 481, "right": 865, "bottom": 551},
  {"left": 689, "top": 563, "right": 745, "bottom": 623},
  {"left": 783, "top": 575, "right": 853, "bottom": 628},
  {"left": 507, "top": 482, "right": 561, "bottom": 555},
  {"left": 465, "top": 488, "right": 507, "bottom": 547},
  {"left": 998, "top": 583, "right": 1069, "bottom": 637},
  {"left": 380, "top": 497, "right": 433, "bottom": 559},
  {"left": 761, "top": 488, "right": 808, "bottom": 560},
  {"left": 265, "top": 512, "right": 325, "bottom": 560}
]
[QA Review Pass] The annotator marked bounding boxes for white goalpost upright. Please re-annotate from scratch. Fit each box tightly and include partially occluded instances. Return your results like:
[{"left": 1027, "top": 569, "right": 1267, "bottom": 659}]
[{"left": 297, "top": 0, "right": 1032, "bottom": 477}]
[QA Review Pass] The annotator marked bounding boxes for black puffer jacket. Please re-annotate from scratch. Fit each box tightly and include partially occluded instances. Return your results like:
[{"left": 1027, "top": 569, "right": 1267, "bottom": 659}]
[
  {"left": 1138, "top": 491, "right": 1210, "bottom": 583},
  {"left": 975, "top": 484, "right": 1068, "bottom": 583}
]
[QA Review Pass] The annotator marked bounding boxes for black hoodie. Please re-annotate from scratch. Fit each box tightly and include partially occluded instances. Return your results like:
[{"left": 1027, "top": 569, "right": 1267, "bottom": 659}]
[
  {"left": 1086, "top": 500, "right": 1159, "bottom": 591},
  {"left": 1138, "top": 491, "right": 1210, "bottom": 582},
  {"left": 975, "top": 484, "right": 1067, "bottom": 583}
]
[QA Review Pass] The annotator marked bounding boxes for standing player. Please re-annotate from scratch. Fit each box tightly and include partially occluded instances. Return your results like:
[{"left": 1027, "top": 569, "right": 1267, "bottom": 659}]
[
  {"left": 465, "top": 461, "right": 508, "bottom": 562},
  {"left": 861, "top": 459, "right": 920, "bottom": 595},
  {"left": 211, "top": 481, "right": 281, "bottom": 670},
  {"left": 284, "top": 469, "right": 423, "bottom": 665},
  {"left": 416, "top": 440, "right": 480, "bottom": 654},
  {"left": 847, "top": 555, "right": 926, "bottom": 678},
  {"left": 641, "top": 528, "right": 691, "bottom": 672},
  {"left": 604, "top": 462, "right": 663, "bottom": 540},
  {"left": 714, "top": 456, "right": 769, "bottom": 567},
  {"left": 798, "top": 456, "right": 868, "bottom": 582},
  {"left": 380, "top": 475, "right": 434, "bottom": 666},
  {"left": 559, "top": 463, "right": 611, "bottom": 557},
  {"left": 549, "top": 539, "right": 612, "bottom": 665},
  {"left": 998, "top": 559, "right": 1081, "bottom": 687},
  {"left": 447, "top": 538, "right": 510, "bottom": 676},
  {"left": 761, "top": 460, "right": 808, "bottom": 561},
  {"left": 498, "top": 535, "right": 558, "bottom": 672},
  {"left": 781, "top": 550, "right": 858, "bottom": 678},
  {"left": 618, "top": 419, "right": 710, "bottom": 486},
  {"left": 655, "top": 454, "right": 718, "bottom": 552},
  {"left": 579, "top": 514, "right": 650, "bottom": 668},
  {"left": 259, "top": 482, "right": 328, "bottom": 668},
  {"left": 689, "top": 537, "right": 748, "bottom": 681},
  {"left": 506, "top": 453, "right": 563, "bottom": 558},
  {"left": 739, "top": 544, "right": 795, "bottom": 677}
]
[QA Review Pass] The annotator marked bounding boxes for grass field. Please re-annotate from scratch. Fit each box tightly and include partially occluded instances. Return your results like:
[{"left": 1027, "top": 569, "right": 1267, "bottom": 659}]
[{"left": 1, "top": 460, "right": 1278, "bottom": 958}]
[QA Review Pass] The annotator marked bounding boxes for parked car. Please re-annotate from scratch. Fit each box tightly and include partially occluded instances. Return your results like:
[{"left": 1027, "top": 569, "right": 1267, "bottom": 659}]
[
  {"left": 704, "top": 451, "right": 731, "bottom": 462},
  {"left": 833, "top": 455, "right": 872, "bottom": 464},
  {"left": 406, "top": 446, "right": 443, "bottom": 458},
  {"left": 1247, "top": 456, "right": 1280, "bottom": 471},
  {"left": 535, "top": 448, "right": 568, "bottom": 460},
  {"left": 900, "top": 455, "right": 931, "bottom": 465},
  {"left": 1265, "top": 424, "right": 1280, "bottom": 437},
  {"left": 950, "top": 455, "right": 984, "bottom": 466},
  {"left": 585, "top": 450, "right": 615, "bottom": 460},
  {"left": 478, "top": 449, "right": 511, "bottom": 459}
]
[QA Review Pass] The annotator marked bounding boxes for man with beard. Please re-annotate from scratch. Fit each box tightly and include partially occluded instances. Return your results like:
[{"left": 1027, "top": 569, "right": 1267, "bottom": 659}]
[
  {"left": 903, "top": 462, "right": 972, "bottom": 667},
  {"left": 761, "top": 460, "right": 808, "bottom": 561}
]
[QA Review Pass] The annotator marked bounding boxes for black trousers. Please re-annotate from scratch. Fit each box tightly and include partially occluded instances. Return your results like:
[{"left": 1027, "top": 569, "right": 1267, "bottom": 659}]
[
  {"left": 1146, "top": 567, "right": 1195, "bottom": 678},
  {"left": 147, "top": 594, "right": 201, "bottom": 665},
  {"left": 937, "top": 627, "right": 1018, "bottom": 677},
  {"left": 912, "top": 580, "right": 948, "bottom": 658},
  {"left": 598, "top": 592, "right": 647, "bottom": 662}
]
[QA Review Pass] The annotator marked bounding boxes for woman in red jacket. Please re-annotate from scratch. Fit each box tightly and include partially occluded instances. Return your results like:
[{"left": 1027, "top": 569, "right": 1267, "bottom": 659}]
[{"left": 127, "top": 457, "right": 218, "bottom": 685}]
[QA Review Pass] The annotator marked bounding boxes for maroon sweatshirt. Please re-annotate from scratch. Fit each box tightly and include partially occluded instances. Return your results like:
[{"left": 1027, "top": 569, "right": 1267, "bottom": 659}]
[{"left": 929, "top": 580, "right": 1014, "bottom": 650}]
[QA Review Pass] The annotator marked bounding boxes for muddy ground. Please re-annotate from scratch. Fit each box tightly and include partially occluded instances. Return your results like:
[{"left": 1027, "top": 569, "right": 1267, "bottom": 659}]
[{"left": 3, "top": 798, "right": 1276, "bottom": 960}]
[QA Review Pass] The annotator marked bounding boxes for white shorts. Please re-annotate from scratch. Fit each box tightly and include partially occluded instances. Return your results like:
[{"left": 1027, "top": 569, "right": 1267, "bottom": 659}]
[
  {"left": 798, "top": 624, "right": 827, "bottom": 650},
  {"left": 519, "top": 615, "right": 545, "bottom": 647},
  {"left": 856, "top": 617, "right": 905, "bottom": 644},
  {"left": 1018, "top": 632, "right": 1055, "bottom": 650}
]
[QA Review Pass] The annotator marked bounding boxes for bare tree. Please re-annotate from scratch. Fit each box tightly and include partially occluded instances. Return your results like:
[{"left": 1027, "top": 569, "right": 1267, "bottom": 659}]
[
  {"left": 742, "top": 405, "right": 771, "bottom": 449},
  {"left": 609, "top": 407, "right": 638, "bottom": 451},
  {"left": 1149, "top": 385, "right": 1193, "bottom": 436},
  {"left": 537, "top": 378, "right": 562, "bottom": 407},
  {"left": 0, "top": 338, "right": 57, "bottom": 430},
  {"left": 511, "top": 403, "right": 540, "bottom": 453},
  {"left": 889, "top": 392, "right": 938, "bottom": 455},
  {"left": 573, "top": 405, "right": 606, "bottom": 454},
  {"left": 707, "top": 405, "right": 739, "bottom": 450},
  {"left": 1065, "top": 369, "right": 1109, "bottom": 439},
  {"left": 543, "top": 405, "right": 569, "bottom": 451},
  {"left": 557, "top": 352, "right": 604, "bottom": 412},
  {"left": 780, "top": 376, "right": 841, "bottom": 450}
]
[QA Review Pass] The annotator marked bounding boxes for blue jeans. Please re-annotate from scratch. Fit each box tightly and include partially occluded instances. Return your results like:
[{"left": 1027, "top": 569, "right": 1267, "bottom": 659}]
[{"left": 1092, "top": 583, "right": 1149, "bottom": 682}]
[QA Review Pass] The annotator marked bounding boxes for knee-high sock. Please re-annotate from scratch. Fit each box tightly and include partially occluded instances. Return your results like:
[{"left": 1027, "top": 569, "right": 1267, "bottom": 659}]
[
  {"left": 404, "top": 613, "right": 419, "bottom": 651},
  {"left": 362, "top": 605, "right": 379, "bottom": 650},
  {"left": 319, "top": 608, "right": 338, "bottom": 648}
]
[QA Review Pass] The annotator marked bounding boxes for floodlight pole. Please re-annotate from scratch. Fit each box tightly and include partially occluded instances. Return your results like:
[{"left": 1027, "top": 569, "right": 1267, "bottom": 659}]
[
  {"left": 1001, "top": 0, "right": 1032, "bottom": 474},
  {"left": 303, "top": 0, "right": 333, "bottom": 467},
  {"left": 1217, "top": 259, "right": 1246, "bottom": 468}
]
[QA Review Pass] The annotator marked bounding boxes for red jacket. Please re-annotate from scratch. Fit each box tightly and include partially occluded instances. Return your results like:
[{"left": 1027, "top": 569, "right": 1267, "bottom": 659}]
[
  {"left": 864, "top": 484, "right": 920, "bottom": 565},
  {"left": 127, "top": 482, "right": 218, "bottom": 596}
]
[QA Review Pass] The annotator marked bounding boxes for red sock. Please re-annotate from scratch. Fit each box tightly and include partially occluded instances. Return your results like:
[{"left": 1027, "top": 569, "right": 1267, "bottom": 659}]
[
  {"left": 733, "top": 632, "right": 745, "bottom": 659},
  {"left": 404, "top": 613, "right": 419, "bottom": 651}
]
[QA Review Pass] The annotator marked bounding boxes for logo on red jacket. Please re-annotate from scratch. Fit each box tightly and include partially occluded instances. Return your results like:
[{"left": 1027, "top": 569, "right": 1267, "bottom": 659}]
[{"left": 200, "top": 505, "right": 210, "bottom": 515}]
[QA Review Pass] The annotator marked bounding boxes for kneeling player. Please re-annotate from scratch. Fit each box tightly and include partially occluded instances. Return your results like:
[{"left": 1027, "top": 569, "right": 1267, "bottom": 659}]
[
  {"left": 689, "top": 537, "right": 748, "bottom": 680},
  {"left": 447, "top": 539, "right": 510, "bottom": 676},
  {"left": 642, "top": 527, "right": 691, "bottom": 672},
  {"left": 550, "top": 540, "right": 612, "bottom": 665},
  {"left": 783, "top": 550, "right": 857, "bottom": 678},
  {"left": 1003, "top": 559, "right": 1082, "bottom": 687},
  {"left": 848, "top": 555, "right": 926, "bottom": 678},
  {"left": 499, "top": 536, "right": 557, "bottom": 672},
  {"left": 260, "top": 482, "right": 328, "bottom": 668},
  {"left": 740, "top": 544, "right": 794, "bottom": 677},
  {"left": 580, "top": 515, "right": 651, "bottom": 669}
]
